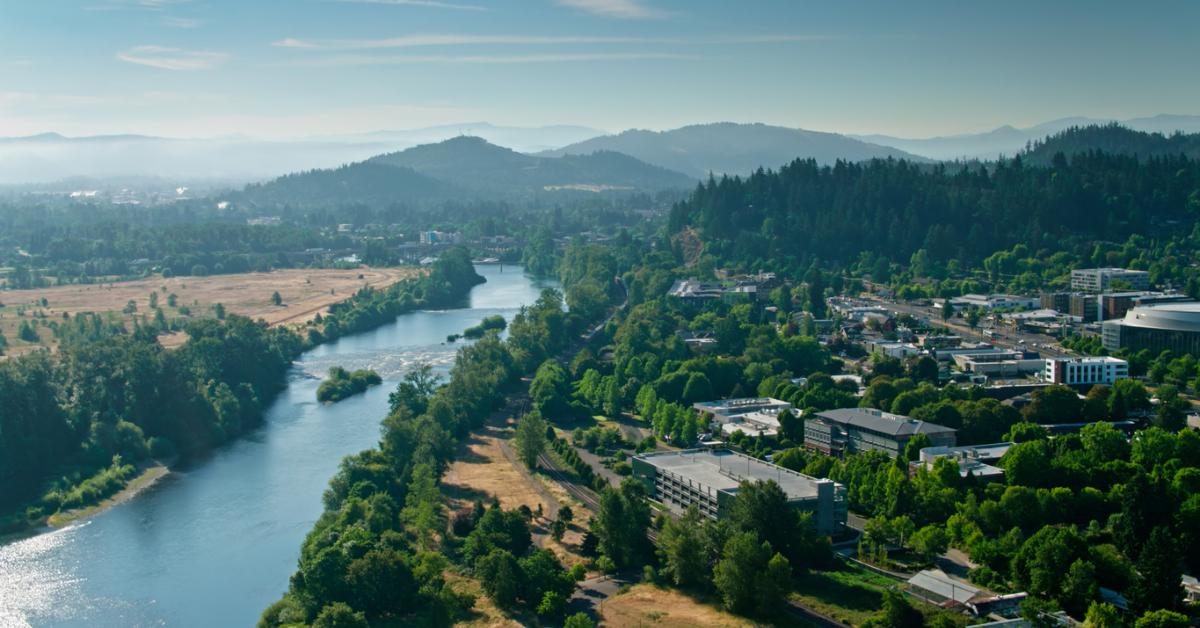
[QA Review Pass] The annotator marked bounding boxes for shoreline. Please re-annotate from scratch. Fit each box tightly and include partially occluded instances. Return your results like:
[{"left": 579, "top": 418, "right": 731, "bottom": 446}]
[{"left": 0, "top": 463, "right": 171, "bottom": 547}]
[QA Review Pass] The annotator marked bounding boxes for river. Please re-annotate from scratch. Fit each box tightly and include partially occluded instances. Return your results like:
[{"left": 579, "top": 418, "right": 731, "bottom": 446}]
[{"left": 0, "top": 265, "right": 555, "bottom": 628}]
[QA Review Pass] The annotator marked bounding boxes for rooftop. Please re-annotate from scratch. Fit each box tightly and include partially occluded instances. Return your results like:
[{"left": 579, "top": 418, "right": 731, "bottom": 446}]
[
  {"left": 693, "top": 397, "right": 792, "bottom": 418},
  {"left": 1114, "top": 302, "right": 1200, "bottom": 332},
  {"left": 813, "top": 408, "right": 956, "bottom": 437},
  {"left": 635, "top": 448, "right": 831, "bottom": 501}
]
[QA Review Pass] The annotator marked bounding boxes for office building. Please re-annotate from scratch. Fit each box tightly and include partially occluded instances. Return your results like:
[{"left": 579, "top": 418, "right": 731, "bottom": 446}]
[
  {"left": 1044, "top": 357, "right": 1129, "bottom": 386},
  {"left": 1102, "top": 302, "right": 1200, "bottom": 355},
  {"left": 1071, "top": 268, "right": 1150, "bottom": 293},
  {"left": 805, "top": 408, "right": 956, "bottom": 458},
  {"left": 631, "top": 448, "right": 847, "bottom": 535}
]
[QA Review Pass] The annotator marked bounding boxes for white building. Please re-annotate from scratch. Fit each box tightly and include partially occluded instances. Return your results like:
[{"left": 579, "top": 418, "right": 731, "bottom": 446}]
[
  {"left": 1071, "top": 268, "right": 1151, "bottom": 293},
  {"left": 951, "top": 294, "right": 1039, "bottom": 311},
  {"left": 1044, "top": 356, "right": 1129, "bottom": 386}
]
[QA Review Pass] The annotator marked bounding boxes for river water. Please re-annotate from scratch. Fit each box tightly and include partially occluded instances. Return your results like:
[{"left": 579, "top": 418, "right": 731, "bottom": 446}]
[{"left": 0, "top": 265, "right": 554, "bottom": 628}]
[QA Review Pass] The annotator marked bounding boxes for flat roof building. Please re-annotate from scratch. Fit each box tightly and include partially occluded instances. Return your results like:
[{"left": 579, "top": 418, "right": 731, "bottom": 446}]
[
  {"left": 1102, "top": 302, "right": 1200, "bottom": 356},
  {"left": 1044, "top": 356, "right": 1129, "bottom": 386},
  {"left": 631, "top": 448, "right": 847, "bottom": 535},
  {"left": 1071, "top": 268, "right": 1151, "bottom": 293},
  {"left": 693, "top": 397, "right": 792, "bottom": 419},
  {"left": 806, "top": 408, "right": 956, "bottom": 458},
  {"left": 919, "top": 443, "right": 1012, "bottom": 480}
]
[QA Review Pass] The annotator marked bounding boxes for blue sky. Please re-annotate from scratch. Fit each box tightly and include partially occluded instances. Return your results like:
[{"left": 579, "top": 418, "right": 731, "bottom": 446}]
[{"left": 1, "top": 0, "right": 1197, "bottom": 139}]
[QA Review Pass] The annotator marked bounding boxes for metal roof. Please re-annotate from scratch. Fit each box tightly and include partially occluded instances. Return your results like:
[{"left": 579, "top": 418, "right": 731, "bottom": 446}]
[{"left": 813, "top": 408, "right": 956, "bottom": 437}]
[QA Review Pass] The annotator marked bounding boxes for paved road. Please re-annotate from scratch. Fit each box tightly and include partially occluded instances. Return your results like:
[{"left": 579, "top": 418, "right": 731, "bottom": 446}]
[{"left": 878, "top": 298, "right": 1074, "bottom": 359}]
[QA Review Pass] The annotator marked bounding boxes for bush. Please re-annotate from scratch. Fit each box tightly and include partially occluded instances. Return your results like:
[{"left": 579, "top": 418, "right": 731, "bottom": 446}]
[{"left": 317, "top": 366, "right": 383, "bottom": 403}]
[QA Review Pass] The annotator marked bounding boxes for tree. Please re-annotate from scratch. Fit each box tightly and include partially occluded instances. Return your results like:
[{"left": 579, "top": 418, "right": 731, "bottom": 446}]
[
  {"left": 593, "top": 479, "right": 651, "bottom": 569},
  {"left": 530, "top": 360, "right": 569, "bottom": 417},
  {"left": 1152, "top": 384, "right": 1188, "bottom": 431},
  {"left": 1059, "top": 559, "right": 1099, "bottom": 618},
  {"left": 563, "top": 613, "right": 595, "bottom": 628},
  {"left": 1083, "top": 602, "right": 1122, "bottom": 628},
  {"left": 657, "top": 505, "right": 707, "bottom": 588},
  {"left": 17, "top": 320, "right": 38, "bottom": 342},
  {"left": 1134, "top": 610, "right": 1190, "bottom": 628},
  {"left": 214, "top": 302, "right": 226, "bottom": 320},
  {"left": 965, "top": 308, "right": 982, "bottom": 336},
  {"left": 272, "top": 291, "right": 283, "bottom": 306},
  {"left": 513, "top": 411, "right": 548, "bottom": 469},
  {"left": 1022, "top": 385, "right": 1082, "bottom": 423},
  {"left": 941, "top": 299, "right": 954, "bottom": 321},
  {"left": 867, "top": 589, "right": 923, "bottom": 628},
  {"left": 557, "top": 505, "right": 574, "bottom": 525},
  {"left": 476, "top": 549, "right": 521, "bottom": 608},
  {"left": 1130, "top": 526, "right": 1183, "bottom": 613},
  {"left": 148, "top": 291, "right": 158, "bottom": 309},
  {"left": 712, "top": 531, "right": 789, "bottom": 617},
  {"left": 908, "top": 524, "right": 949, "bottom": 560},
  {"left": 0, "top": 329, "right": 8, "bottom": 354},
  {"left": 312, "top": 603, "right": 368, "bottom": 628},
  {"left": 904, "top": 433, "right": 932, "bottom": 461}
]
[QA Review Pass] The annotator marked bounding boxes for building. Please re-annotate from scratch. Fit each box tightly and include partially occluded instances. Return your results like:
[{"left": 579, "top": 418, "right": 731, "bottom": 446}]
[
  {"left": 668, "top": 278, "right": 760, "bottom": 304},
  {"left": 954, "top": 351, "right": 1044, "bottom": 378},
  {"left": 630, "top": 448, "right": 847, "bottom": 535},
  {"left": 951, "top": 294, "right": 1039, "bottom": 311},
  {"left": 1071, "top": 268, "right": 1151, "bottom": 293},
  {"left": 1044, "top": 356, "right": 1129, "bottom": 386},
  {"left": 1102, "top": 302, "right": 1200, "bottom": 355},
  {"left": 918, "top": 443, "right": 1012, "bottom": 480},
  {"left": 805, "top": 408, "right": 956, "bottom": 458},
  {"left": 1040, "top": 292, "right": 1072, "bottom": 313},
  {"left": 866, "top": 340, "right": 921, "bottom": 359},
  {"left": 1070, "top": 293, "right": 1099, "bottom": 322},
  {"left": 693, "top": 397, "right": 792, "bottom": 419},
  {"left": 1101, "top": 291, "right": 1193, "bottom": 321}
]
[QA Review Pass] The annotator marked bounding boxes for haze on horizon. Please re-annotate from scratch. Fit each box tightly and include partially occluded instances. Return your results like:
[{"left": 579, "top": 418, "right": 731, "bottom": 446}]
[{"left": 2, "top": 0, "right": 1199, "bottom": 141}]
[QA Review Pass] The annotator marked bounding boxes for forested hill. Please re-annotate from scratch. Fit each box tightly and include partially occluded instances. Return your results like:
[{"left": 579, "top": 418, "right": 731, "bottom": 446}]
[
  {"left": 668, "top": 150, "right": 1200, "bottom": 273},
  {"left": 542, "top": 122, "right": 928, "bottom": 178},
  {"left": 368, "top": 135, "right": 695, "bottom": 193},
  {"left": 231, "top": 136, "right": 693, "bottom": 209},
  {"left": 1023, "top": 124, "right": 1200, "bottom": 164}
]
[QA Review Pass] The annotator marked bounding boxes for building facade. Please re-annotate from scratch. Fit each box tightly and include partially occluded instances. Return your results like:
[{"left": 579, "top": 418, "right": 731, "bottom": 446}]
[
  {"left": 1071, "top": 268, "right": 1151, "bottom": 293},
  {"left": 1103, "top": 303, "right": 1200, "bottom": 356},
  {"left": 1044, "top": 357, "right": 1129, "bottom": 386},
  {"left": 630, "top": 448, "right": 847, "bottom": 535},
  {"left": 805, "top": 408, "right": 956, "bottom": 458}
]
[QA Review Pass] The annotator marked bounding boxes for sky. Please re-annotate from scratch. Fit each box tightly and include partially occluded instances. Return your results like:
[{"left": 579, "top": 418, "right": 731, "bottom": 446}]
[{"left": 1, "top": 0, "right": 1198, "bottom": 139}]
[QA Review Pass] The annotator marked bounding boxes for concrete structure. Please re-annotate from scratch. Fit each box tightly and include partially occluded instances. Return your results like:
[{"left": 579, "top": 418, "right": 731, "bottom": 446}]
[
  {"left": 919, "top": 443, "right": 1012, "bottom": 480},
  {"left": 693, "top": 398, "right": 794, "bottom": 438},
  {"left": 1044, "top": 356, "right": 1129, "bottom": 386},
  {"left": 718, "top": 411, "right": 782, "bottom": 438},
  {"left": 866, "top": 340, "right": 921, "bottom": 359},
  {"left": 951, "top": 294, "right": 1039, "bottom": 311},
  {"left": 805, "top": 408, "right": 956, "bottom": 458},
  {"left": 1071, "top": 267, "right": 1151, "bottom": 293},
  {"left": 630, "top": 448, "right": 847, "bottom": 535},
  {"left": 1102, "top": 302, "right": 1200, "bottom": 355},
  {"left": 668, "top": 278, "right": 761, "bottom": 304},
  {"left": 954, "top": 351, "right": 1044, "bottom": 377}
]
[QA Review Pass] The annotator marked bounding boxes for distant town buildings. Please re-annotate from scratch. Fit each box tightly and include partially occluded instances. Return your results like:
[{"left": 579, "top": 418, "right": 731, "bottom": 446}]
[
  {"left": 805, "top": 408, "right": 957, "bottom": 458},
  {"left": 1044, "top": 356, "right": 1129, "bottom": 386},
  {"left": 419, "top": 230, "right": 460, "bottom": 245},
  {"left": 1070, "top": 267, "right": 1151, "bottom": 293},
  {"left": 918, "top": 443, "right": 1012, "bottom": 480},
  {"left": 950, "top": 294, "right": 1039, "bottom": 311},
  {"left": 667, "top": 278, "right": 760, "bottom": 304},
  {"left": 693, "top": 398, "right": 793, "bottom": 438},
  {"left": 631, "top": 448, "right": 847, "bottom": 535},
  {"left": 1102, "top": 302, "right": 1200, "bottom": 355}
]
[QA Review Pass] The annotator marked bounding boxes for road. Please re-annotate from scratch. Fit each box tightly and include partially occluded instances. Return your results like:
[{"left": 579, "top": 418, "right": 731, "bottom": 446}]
[{"left": 879, "top": 298, "right": 1075, "bottom": 359}]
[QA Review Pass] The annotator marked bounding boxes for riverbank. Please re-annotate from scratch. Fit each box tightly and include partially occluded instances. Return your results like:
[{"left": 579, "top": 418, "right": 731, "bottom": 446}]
[{"left": 46, "top": 463, "right": 171, "bottom": 528}]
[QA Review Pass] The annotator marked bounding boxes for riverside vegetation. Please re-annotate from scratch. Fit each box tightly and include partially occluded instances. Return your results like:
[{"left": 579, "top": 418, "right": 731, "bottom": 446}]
[
  {"left": 317, "top": 367, "right": 383, "bottom": 403},
  {"left": 0, "top": 249, "right": 483, "bottom": 536}
]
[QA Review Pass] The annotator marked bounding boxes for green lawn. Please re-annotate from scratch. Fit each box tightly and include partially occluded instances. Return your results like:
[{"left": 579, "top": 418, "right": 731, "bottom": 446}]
[{"left": 792, "top": 562, "right": 968, "bottom": 627}]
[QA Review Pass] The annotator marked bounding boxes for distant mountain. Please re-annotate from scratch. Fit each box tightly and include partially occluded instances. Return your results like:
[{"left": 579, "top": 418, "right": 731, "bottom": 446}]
[
  {"left": 857, "top": 114, "right": 1200, "bottom": 161},
  {"left": 0, "top": 124, "right": 608, "bottom": 185},
  {"left": 369, "top": 136, "right": 695, "bottom": 193},
  {"left": 1022, "top": 124, "right": 1200, "bottom": 165},
  {"left": 540, "top": 122, "right": 927, "bottom": 178},
  {"left": 232, "top": 136, "right": 693, "bottom": 208}
]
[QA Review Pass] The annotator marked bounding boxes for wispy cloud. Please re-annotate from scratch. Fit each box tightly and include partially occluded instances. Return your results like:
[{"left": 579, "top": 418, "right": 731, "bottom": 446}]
[
  {"left": 273, "top": 33, "right": 833, "bottom": 50},
  {"left": 88, "top": 0, "right": 193, "bottom": 9},
  {"left": 116, "top": 45, "right": 229, "bottom": 70},
  {"left": 555, "top": 0, "right": 663, "bottom": 19},
  {"left": 162, "top": 16, "right": 205, "bottom": 28},
  {"left": 336, "top": 0, "right": 486, "bottom": 11},
  {"left": 290, "top": 52, "right": 698, "bottom": 67}
]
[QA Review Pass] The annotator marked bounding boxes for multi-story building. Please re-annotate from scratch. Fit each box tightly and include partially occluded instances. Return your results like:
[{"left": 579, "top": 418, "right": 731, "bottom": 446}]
[
  {"left": 1040, "top": 292, "right": 1072, "bottom": 313},
  {"left": 1102, "top": 302, "right": 1200, "bottom": 356},
  {"left": 1044, "top": 356, "right": 1129, "bottom": 386},
  {"left": 805, "top": 408, "right": 956, "bottom": 458},
  {"left": 631, "top": 448, "right": 847, "bottom": 535},
  {"left": 1071, "top": 268, "right": 1151, "bottom": 293}
]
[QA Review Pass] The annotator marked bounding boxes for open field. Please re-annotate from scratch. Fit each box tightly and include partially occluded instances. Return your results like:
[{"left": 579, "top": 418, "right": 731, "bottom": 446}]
[
  {"left": 0, "top": 267, "right": 419, "bottom": 355},
  {"left": 599, "top": 584, "right": 757, "bottom": 628}
]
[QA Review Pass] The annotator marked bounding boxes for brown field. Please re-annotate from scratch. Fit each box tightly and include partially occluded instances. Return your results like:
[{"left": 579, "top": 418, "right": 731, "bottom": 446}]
[
  {"left": 442, "top": 421, "right": 589, "bottom": 567},
  {"left": 0, "top": 267, "right": 418, "bottom": 355},
  {"left": 600, "top": 584, "right": 755, "bottom": 628}
]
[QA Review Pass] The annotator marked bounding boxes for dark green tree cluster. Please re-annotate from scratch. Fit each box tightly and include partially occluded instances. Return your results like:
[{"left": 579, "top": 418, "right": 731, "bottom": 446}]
[{"left": 316, "top": 366, "right": 383, "bottom": 403}]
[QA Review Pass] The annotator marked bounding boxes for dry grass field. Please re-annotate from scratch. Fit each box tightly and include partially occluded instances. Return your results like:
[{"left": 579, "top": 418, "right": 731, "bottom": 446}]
[
  {"left": 0, "top": 267, "right": 419, "bottom": 355},
  {"left": 599, "top": 584, "right": 756, "bottom": 628}
]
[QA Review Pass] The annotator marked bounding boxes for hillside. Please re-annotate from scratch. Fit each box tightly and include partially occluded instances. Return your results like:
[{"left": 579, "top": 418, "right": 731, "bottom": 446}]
[
  {"left": 234, "top": 162, "right": 460, "bottom": 207},
  {"left": 541, "top": 122, "right": 927, "bottom": 178},
  {"left": 857, "top": 114, "right": 1200, "bottom": 161},
  {"left": 368, "top": 135, "right": 695, "bottom": 193},
  {"left": 668, "top": 148, "right": 1200, "bottom": 273},
  {"left": 1023, "top": 124, "right": 1200, "bottom": 164},
  {"left": 232, "top": 136, "right": 693, "bottom": 208}
]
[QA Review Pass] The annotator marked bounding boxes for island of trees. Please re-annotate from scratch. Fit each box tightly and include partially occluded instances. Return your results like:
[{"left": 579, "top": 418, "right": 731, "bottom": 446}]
[{"left": 316, "top": 367, "right": 383, "bottom": 403}]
